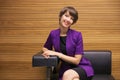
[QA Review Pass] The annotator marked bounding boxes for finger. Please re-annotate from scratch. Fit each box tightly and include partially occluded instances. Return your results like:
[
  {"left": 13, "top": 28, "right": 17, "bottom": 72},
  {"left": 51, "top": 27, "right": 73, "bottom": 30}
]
[
  {"left": 44, "top": 55, "right": 50, "bottom": 58},
  {"left": 42, "top": 53, "right": 50, "bottom": 58}
]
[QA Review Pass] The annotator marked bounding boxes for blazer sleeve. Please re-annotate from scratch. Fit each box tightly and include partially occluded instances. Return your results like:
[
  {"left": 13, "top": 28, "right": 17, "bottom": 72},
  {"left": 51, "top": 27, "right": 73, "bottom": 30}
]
[
  {"left": 44, "top": 31, "right": 53, "bottom": 50},
  {"left": 75, "top": 32, "right": 84, "bottom": 55}
]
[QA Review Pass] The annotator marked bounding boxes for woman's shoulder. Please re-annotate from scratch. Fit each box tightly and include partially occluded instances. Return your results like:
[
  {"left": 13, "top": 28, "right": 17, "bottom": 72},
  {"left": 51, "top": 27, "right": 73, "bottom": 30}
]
[
  {"left": 49, "top": 28, "right": 60, "bottom": 36},
  {"left": 69, "top": 29, "right": 82, "bottom": 36},
  {"left": 51, "top": 28, "right": 60, "bottom": 33}
]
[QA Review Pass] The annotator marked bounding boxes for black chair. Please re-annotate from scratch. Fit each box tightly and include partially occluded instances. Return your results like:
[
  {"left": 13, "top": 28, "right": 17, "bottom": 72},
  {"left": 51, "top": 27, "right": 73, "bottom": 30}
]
[
  {"left": 83, "top": 50, "right": 115, "bottom": 80},
  {"left": 32, "top": 50, "right": 115, "bottom": 80}
]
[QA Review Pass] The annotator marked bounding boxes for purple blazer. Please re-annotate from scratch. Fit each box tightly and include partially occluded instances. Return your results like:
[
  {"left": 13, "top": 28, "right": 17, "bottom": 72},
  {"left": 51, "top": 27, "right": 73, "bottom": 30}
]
[{"left": 44, "top": 28, "right": 94, "bottom": 78}]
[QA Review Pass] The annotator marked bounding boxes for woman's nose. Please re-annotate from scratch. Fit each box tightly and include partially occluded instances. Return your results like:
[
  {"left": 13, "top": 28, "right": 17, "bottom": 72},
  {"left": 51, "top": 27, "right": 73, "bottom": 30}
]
[
  {"left": 66, "top": 17, "right": 73, "bottom": 23},
  {"left": 66, "top": 17, "right": 71, "bottom": 21}
]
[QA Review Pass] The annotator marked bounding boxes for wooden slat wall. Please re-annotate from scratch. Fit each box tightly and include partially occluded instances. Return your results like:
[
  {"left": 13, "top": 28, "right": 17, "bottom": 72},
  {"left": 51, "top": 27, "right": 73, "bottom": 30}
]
[{"left": 0, "top": 0, "right": 120, "bottom": 80}]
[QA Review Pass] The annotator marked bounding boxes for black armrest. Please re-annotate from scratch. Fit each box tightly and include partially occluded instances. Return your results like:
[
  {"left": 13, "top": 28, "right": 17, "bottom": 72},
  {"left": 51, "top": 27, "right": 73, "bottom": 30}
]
[{"left": 32, "top": 51, "right": 58, "bottom": 67}]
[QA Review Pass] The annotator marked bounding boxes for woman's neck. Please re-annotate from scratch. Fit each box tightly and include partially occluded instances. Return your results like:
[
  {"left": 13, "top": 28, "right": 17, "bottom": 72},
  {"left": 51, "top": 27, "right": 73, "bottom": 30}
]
[{"left": 60, "top": 27, "right": 69, "bottom": 36}]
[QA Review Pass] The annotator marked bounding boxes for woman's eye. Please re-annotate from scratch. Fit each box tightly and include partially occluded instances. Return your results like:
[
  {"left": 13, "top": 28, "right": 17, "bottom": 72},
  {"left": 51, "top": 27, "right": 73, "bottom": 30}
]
[
  {"left": 71, "top": 17, "right": 74, "bottom": 20},
  {"left": 65, "top": 14, "right": 69, "bottom": 17},
  {"left": 64, "top": 14, "right": 74, "bottom": 20}
]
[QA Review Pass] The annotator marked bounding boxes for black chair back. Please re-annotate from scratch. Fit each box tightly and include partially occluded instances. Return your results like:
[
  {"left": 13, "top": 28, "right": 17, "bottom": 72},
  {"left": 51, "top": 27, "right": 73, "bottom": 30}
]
[{"left": 83, "top": 50, "right": 111, "bottom": 74}]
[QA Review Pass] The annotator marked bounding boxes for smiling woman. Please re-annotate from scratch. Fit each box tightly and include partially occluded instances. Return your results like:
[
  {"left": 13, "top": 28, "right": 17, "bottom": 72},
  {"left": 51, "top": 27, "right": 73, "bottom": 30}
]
[
  {"left": 59, "top": 11, "right": 74, "bottom": 29},
  {"left": 42, "top": 6, "right": 94, "bottom": 80},
  {"left": 58, "top": 7, "right": 78, "bottom": 36}
]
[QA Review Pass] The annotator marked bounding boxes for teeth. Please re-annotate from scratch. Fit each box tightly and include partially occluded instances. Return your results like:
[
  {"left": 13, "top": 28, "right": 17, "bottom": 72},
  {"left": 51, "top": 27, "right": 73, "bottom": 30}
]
[
  {"left": 64, "top": 21, "right": 68, "bottom": 25},
  {"left": 65, "top": 22, "right": 68, "bottom": 25}
]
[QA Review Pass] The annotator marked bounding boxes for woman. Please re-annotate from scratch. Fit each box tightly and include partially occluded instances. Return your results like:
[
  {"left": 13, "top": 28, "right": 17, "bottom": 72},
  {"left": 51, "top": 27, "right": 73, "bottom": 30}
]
[{"left": 42, "top": 6, "right": 94, "bottom": 80}]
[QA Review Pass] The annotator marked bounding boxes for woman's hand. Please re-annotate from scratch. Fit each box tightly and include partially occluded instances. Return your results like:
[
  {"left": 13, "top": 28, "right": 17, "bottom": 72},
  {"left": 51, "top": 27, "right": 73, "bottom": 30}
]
[{"left": 42, "top": 48, "right": 57, "bottom": 58}]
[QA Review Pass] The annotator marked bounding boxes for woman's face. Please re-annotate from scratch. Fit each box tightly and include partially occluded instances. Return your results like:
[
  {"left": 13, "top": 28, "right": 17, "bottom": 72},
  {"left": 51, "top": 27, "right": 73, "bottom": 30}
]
[{"left": 60, "top": 11, "right": 74, "bottom": 28}]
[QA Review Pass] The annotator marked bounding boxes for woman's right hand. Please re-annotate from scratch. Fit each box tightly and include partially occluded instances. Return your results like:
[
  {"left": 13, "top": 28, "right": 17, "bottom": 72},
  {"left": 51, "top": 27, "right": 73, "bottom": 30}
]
[{"left": 42, "top": 47, "right": 59, "bottom": 58}]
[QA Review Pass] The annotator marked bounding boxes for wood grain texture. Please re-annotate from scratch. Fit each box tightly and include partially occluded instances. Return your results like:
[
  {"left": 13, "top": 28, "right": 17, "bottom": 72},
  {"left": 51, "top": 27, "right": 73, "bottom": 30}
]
[{"left": 0, "top": 0, "right": 120, "bottom": 80}]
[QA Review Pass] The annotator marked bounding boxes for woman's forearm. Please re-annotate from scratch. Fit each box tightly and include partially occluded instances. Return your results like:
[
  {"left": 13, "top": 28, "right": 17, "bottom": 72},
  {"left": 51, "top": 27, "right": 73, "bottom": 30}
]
[
  {"left": 56, "top": 52, "right": 82, "bottom": 65},
  {"left": 42, "top": 47, "right": 82, "bottom": 65}
]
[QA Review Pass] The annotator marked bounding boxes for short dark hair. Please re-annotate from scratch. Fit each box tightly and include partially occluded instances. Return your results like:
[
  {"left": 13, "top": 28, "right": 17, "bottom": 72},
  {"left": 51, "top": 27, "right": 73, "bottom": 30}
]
[{"left": 59, "top": 6, "right": 78, "bottom": 24}]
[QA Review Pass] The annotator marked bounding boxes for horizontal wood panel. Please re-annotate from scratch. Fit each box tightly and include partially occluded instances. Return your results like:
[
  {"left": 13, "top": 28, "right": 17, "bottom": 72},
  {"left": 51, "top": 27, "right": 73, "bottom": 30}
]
[
  {"left": 0, "top": 21, "right": 120, "bottom": 29},
  {"left": 0, "top": 13, "right": 119, "bottom": 21},
  {"left": 0, "top": 6, "right": 119, "bottom": 14},
  {"left": 0, "top": 21, "right": 59, "bottom": 28},
  {"left": 0, "top": 43, "right": 119, "bottom": 53},
  {"left": 0, "top": 43, "right": 43, "bottom": 54},
  {"left": 0, "top": 0, "right": 119, "bottom": 6},
  {"left": 0, "top": 43, "right": 119, "bottom": 51},
  {"left": 0, "top": 36, "right": 119, "bottom": 43},
  {"left": 0, "top": 20, "right": 119, "bottom": 25},
  {"left": 0, "top": 29, "right": 119, "bottom": 36},
  {"left": 0, "top": 43, "right": 119, "bottom": 61},
  {"left": 0, "top": 61, "right": 47, "bottom": 80}
]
